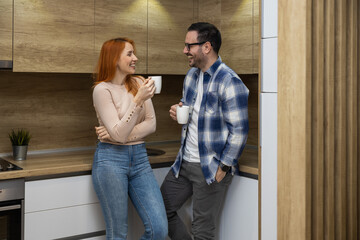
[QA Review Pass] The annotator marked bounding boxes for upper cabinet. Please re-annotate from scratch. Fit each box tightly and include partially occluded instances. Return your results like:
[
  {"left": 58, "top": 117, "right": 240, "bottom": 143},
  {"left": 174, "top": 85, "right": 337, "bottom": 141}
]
[
  {"left": 0, "top": 0, "right": 12, "bottom": 61},
  {"left": 95, "top": 0, "right": 147, "bottom": 74},
  {"left": 13, "top": 0, "right": 95, "bottom": 73},
  {"left": 147, "top": 0, "right": 194, "bottom": 74},
  {"left": 197, "top": 0, "right": 259, "bottom": 74},
  {"left": 10, "top": 0, "right": 258, "bottom": 74},
  {"left": 221, "top": 0, "right": 253, "bottom": 74}
]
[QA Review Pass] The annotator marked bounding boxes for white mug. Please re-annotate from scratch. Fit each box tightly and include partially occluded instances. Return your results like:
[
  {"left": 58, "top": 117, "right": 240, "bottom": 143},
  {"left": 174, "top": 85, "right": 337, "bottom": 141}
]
[
  {"left": 176, "top": 105, "right": 190, "bottom": 124},
  {"left": 150, "top": 76, "right": 162, "bottom": 94}
]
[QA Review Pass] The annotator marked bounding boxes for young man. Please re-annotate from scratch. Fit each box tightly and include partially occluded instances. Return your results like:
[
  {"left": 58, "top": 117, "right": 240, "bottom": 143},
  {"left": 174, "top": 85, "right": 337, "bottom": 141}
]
[{"left": 160, "top": 22, "right": 249, "bottom": 240}]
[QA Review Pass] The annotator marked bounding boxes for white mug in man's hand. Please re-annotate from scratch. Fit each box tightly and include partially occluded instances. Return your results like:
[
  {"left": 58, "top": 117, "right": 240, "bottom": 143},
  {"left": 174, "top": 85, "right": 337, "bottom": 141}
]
[{"left": 176, "top": 105, "right": 190, "bottom": 124}]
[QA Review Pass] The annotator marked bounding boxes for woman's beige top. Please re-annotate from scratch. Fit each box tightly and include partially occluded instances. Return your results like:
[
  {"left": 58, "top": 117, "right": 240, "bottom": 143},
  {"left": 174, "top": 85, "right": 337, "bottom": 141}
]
[{"left": 92, "top": 80, "right": 156, "bottom": 145}]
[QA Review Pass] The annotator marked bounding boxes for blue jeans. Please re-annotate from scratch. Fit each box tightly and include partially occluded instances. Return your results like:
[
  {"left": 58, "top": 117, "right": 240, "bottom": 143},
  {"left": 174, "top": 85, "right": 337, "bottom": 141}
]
[{"left": 92, "top": 142, "right": 168, "bottom": 240}]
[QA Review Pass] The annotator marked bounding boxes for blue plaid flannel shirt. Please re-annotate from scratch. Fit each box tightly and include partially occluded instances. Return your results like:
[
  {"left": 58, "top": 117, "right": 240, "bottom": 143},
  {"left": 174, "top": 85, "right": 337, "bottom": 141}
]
[{"left": 171, "top": 57, "right": 249, "bottom": 185}]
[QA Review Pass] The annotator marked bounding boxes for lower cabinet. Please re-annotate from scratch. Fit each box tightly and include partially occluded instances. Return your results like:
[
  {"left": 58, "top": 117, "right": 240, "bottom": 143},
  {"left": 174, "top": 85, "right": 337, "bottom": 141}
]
[
  {"left": 24, "top": 169, "right": 258, "bottom": 240},
  {"left": 127, "top": 168, "right": 258, "bottom": 240},
  {"left": 24, "top": 175, "right": 105, "bottom": 240},
  {"left": 217, "top": 176, "right": 258, "bottom": 240},
  {"left": 25, "top": 204, "right": 105, "bottom": 240}
]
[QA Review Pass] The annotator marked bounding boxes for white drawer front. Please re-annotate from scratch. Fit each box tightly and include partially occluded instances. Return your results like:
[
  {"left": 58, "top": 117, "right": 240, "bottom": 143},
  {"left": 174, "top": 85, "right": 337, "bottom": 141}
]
[
  {"left": 25, "top": 175, "right": 99, "bottom": 213},
  {"left": 83, "top": 236, "right": 106, "bottom": 240},
  {"left": 25, "top": 203, "right": 105, "bottom": 240}
]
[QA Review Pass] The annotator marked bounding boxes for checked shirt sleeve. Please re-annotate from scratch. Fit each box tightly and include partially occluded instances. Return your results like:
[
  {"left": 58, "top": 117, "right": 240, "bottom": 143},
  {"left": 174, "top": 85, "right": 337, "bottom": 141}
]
[{"left": 219, "top": 77, "right": 249, "bottom": 166}]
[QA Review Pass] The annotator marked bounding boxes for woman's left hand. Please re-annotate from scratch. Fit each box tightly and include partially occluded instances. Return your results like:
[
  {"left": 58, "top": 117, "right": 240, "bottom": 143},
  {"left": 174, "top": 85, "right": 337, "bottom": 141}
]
[{"left": 95, "top": 126, "right": 110, "bottom": 140}]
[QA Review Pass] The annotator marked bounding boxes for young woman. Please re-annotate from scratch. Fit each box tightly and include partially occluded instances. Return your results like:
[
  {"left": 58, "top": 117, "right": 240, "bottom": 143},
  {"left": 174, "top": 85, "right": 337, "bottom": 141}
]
[{"left": 92, "top": 37, "right": 167, "bottom": 240}]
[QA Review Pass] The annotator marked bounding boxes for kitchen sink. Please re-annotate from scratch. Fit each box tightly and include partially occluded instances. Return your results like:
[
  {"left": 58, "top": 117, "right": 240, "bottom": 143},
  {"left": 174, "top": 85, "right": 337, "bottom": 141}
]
[{"left": 146, "top": 148, "right": 165, "bottom": 156}]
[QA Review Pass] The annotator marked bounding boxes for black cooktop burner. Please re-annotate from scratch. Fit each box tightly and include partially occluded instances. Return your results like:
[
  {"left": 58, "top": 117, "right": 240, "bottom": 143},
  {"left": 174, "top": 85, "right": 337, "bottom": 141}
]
[{"left": 0, "top": 158, "right": 22, "bottom": 171}]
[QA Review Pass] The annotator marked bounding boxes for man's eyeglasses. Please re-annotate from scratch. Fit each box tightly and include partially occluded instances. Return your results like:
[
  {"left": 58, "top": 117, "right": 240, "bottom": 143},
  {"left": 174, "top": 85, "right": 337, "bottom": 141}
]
[{"left": 184, "top": 41, "right": 206, "bottom": 51}]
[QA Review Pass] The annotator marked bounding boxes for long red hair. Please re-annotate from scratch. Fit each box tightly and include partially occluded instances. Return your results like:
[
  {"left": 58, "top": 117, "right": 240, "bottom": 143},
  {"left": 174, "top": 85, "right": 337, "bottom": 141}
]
[{"left": 93, "top": 37, "right": 141, "bottom": 96}]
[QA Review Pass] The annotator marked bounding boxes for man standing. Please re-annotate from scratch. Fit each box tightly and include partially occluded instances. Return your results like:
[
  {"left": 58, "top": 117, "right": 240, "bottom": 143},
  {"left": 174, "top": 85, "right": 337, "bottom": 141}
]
[{"left": 160, "top": 22, "right": 249, "bottom": 240}]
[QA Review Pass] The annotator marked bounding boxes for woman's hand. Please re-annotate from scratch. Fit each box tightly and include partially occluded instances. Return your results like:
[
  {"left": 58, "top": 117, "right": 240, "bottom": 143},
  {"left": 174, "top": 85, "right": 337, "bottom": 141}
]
[
  {"left": 169, "top": 102, "right": 183, "bottom": 121},
  {"left": 133, "top": 78, "right": 155, "bottom": 106},
  {"left": 95, "top": 126, "right": 110, "bottom": 140}
]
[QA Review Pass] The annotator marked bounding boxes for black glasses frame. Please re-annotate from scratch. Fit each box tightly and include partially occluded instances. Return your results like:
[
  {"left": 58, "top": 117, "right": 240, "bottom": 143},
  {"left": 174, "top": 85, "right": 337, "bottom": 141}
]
[{"left": 184, "top": 41, "right": 207, "bottom": 51}]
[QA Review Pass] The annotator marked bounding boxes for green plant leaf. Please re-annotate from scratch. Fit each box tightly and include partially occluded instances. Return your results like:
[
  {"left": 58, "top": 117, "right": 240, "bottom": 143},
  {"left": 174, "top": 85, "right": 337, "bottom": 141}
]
[{"left": 8, "top": 128, "right": 31, "bottom": 146}]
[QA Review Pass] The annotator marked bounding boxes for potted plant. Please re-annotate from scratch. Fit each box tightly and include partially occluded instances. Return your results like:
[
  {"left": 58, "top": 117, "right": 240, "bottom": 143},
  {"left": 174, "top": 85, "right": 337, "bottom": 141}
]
[{"left": 9, "top": 128, "right": 31, "bottom": 160}]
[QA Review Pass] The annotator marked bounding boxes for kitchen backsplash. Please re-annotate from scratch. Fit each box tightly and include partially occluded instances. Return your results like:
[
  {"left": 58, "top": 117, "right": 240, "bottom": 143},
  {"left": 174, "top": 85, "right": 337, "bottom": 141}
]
[{"left": 0, "top": 71, "right": 257, "bottom": 153}]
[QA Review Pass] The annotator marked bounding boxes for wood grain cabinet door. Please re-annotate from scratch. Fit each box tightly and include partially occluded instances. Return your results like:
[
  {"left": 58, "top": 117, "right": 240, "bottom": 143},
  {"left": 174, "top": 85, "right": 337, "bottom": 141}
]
[
  {"left": 253, "top": 0, "right": 259, "bottom": 73},
  {"left": 95, "top": 0, "right": 147, "bottom": 74},
  {"left": 0, "top": 0, "right": 13, "bottom": 61},
  {"left": 221, "top": 0, "right": 258, "bottom": 74},
  {"left": 148, "top": 0, "right": 194, "bottom": 75},
  {"left": 13, "top": 0, "right": 95, "bottom": 73},
  {"left": 196, "top": 0, "right": 259, "bottom": 74}
]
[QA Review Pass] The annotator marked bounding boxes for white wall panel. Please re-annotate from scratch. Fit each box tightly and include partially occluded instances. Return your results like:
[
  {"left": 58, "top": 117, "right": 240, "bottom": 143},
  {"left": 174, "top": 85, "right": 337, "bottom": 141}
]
[
  {"left": 261, "top": 38, "right": 278, "bottom": 93},
  {"left": 261, "top": 0, "right": 278, "bottom": 38},
  {"left": 260, "top": 93, "right": 277, "bottom": 240}
]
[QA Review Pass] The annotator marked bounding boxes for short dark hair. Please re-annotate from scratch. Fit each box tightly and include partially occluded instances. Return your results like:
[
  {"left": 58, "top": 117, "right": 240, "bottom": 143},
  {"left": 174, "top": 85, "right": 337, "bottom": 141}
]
[{"left": 187, "top": 22, "right": 221, "bottom": 54}]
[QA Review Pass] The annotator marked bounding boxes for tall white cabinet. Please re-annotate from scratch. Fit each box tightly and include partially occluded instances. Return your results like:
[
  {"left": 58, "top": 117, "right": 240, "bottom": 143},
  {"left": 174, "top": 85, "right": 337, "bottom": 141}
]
[{"left": 260, "top": 0, "right": 278, "bottom": 239}]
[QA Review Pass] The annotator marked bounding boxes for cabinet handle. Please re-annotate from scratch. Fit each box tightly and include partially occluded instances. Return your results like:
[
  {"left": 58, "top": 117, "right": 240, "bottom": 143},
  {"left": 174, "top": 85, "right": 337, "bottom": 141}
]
[{"left": 0, "top": 204, "right": 21, "bottom": 212}]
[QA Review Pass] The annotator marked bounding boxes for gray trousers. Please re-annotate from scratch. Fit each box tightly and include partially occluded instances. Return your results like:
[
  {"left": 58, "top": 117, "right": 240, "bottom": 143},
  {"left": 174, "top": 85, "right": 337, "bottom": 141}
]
[{"left": 160, "top": 160, "right": 232, "bottom": 240}]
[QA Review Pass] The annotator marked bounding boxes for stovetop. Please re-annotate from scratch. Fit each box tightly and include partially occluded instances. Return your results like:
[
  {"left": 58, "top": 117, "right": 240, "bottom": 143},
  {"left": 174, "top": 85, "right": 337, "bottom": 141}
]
[{"left": 0, "top": 158, "right": 22, "bottom": 172}]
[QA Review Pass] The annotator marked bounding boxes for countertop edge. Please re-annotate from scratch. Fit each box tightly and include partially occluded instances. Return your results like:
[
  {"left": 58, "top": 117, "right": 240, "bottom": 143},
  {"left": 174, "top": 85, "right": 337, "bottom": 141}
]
[{"left": 0, "top": 144, "right": 258, "bottom": 181}]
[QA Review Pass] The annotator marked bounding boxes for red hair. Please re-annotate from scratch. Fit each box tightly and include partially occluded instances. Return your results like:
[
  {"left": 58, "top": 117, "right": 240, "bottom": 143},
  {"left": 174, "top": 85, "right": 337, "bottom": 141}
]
[{"left": 93, "top": 37, "right": 141, "bottom": 96}]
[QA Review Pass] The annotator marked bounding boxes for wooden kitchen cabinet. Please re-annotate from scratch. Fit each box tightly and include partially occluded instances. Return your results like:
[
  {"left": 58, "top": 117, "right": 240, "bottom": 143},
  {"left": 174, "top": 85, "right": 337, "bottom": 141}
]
[
  {"left": 197, "top": 0, "right": 259, "bottom": 74},
  {"left": 12, "top": 0, "right": 193, "bottom": 74},
  {"left": 13, "top": 0, "right": 95, "bottom": 73},
  {"left": 252, "top": 0, "right": 259, "bottom": 72},
  {"left": 95, "top": 0, "right": 147, "bottom": 74},
  {"left": 0, "top": 0, "right": 12, "bottom": 61},
  {"left": 11, "top": 0, "right": 258, "bottom": 74},
  {"left": 147, "top": 0, "right": 194, "bottom": 74},
  {"left": 221, "top": 0, "right": 254, "bottom": 74}
]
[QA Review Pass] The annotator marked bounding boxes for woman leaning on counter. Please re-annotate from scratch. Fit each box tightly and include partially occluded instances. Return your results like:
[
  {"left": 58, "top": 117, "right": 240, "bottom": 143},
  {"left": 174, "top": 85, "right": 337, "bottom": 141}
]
[{"left": 91, "top": 37, "right": 168, "bottom": 240}]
